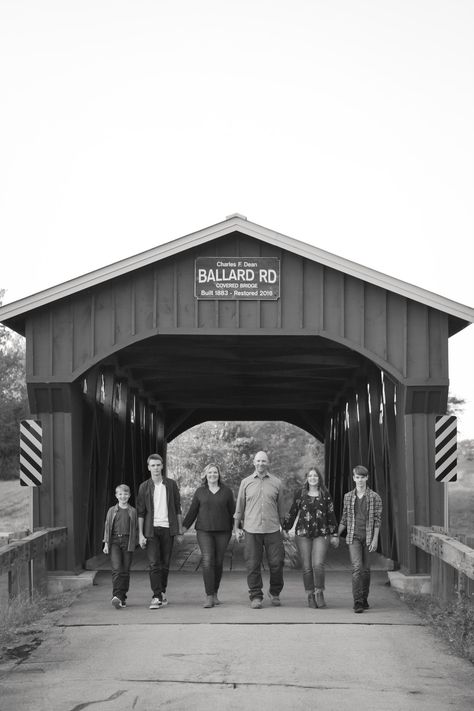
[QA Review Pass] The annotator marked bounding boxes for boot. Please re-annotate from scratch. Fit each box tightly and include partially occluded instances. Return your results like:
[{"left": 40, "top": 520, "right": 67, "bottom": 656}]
[
  {"left": 307, "top": 592, "right": 317, "bottom": 608},
  {"left": 315, "top": 590, "right": 326, "bottom": 608},
  {"left": 203, "top": 595, "right": 214, "bottom": 608}
]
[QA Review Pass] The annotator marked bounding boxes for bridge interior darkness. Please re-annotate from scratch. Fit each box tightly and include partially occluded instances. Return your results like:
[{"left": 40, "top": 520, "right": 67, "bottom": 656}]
[{"left": 109, "top": 334, "right": 368, "bottom": 441}]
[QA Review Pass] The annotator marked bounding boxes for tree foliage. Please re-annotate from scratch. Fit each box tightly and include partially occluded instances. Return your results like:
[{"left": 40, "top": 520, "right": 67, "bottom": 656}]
[
  {"left": 0, "top": 289, "right": 29, "bottom": 479},
  {"left": 167, "top": 420, "right": 324, "bottom": 513}
]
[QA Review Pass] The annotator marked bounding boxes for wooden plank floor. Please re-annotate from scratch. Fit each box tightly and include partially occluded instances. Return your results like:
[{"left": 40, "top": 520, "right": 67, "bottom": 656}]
[{"left": 85, "top": 532, "right": 391, "bottom": 572}]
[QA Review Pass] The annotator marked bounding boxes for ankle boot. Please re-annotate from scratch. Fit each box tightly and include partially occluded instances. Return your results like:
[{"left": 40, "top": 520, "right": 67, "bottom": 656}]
[
  {"left": 315, "top": 590, "right": 326, "bottom": 608},
  {"left": 307, "top": 592, "right": 317, "bottom": 608}
]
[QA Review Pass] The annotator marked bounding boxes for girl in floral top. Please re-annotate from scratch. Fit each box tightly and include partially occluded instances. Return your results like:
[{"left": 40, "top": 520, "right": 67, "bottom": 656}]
[{"left": 283, "top": 466, "right": 339, "bottom": 608}]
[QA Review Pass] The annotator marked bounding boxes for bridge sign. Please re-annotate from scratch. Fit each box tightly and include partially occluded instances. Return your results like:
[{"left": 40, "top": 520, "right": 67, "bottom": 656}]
[
  {"left": 435, "top": 415, "right": 457, "bottom": 482},
  {"left": 20, "top": 419, "right": 43, "bottom": 486}
]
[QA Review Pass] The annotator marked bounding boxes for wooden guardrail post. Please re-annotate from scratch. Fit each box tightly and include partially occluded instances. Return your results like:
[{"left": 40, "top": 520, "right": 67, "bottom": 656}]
[
  {"left": 411, "top": 526, "right": 474, "bottom": 603},
  {"left": 0, "top": 528, "right": 67, "bottom": 604}
]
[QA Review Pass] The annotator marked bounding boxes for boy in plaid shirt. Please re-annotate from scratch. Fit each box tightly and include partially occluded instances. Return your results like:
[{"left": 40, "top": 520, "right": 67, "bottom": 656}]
[{"left": 338, "top": 465, "right": 382, "bottom": 613}]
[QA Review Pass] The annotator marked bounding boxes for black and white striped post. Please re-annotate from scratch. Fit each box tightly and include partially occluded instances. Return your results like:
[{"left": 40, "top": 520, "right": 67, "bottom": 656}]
[
  {"left": 435, "top": 414, "right": 457, "bottom": 532},
  {"left": 20, "top": 419, "right": 43, "bottom": 487},
  {"left": 435, "top": 415, "right": 457, "bottom": 483}
]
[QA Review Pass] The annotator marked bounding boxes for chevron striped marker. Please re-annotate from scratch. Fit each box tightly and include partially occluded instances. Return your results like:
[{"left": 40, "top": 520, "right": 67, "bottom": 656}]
[
  {"left": 20, "top": 419, "right": 43, "bottom": 486},
  {"left": 435, "top": 415, "right": 457, "bottom": 482}
]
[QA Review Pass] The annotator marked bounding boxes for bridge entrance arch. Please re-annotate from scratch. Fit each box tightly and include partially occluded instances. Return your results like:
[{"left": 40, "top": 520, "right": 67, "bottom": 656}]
[{"left": 1, "top": 215, "right": 472, "bottom": 575}]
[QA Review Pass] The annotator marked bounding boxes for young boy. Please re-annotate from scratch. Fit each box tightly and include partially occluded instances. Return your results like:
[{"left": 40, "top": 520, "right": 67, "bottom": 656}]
[
  {"left": 103, "top": 484, "right": 138, "bottom": 609},
  {"left": 338, "top": 465, "right": 382, "bottom": 613}
]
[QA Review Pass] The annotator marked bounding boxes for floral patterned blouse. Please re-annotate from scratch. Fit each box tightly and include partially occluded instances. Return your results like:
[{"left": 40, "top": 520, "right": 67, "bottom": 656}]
[{"left": 283, "top": 488, "right": 338, "bottom": 538}]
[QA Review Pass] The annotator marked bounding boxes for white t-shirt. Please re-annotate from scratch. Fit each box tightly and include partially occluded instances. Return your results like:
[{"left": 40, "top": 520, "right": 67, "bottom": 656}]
[{"left": 153, "top": 481, "right": 169, "bottom": 527}]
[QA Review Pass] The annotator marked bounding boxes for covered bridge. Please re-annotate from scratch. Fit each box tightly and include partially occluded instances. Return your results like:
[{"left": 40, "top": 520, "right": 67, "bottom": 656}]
[{"left": 1, "top": 215, "right": 472, "bottom": 576}]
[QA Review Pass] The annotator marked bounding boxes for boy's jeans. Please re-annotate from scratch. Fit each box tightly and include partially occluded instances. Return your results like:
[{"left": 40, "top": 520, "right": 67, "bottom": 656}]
[
  {"left": 146, "top": 526, "right": 174, "bottom": 598},
  {"left": 348, "top": 536, "right": 370, "bottom": 605},
  {"left": 295, "top": 535, "right": 329, "bottom": 591},
  {"left": 110, "top": 537, "right": 133, "bottom": 602},
  {"left": 244, "top": 530, "right": 284, "bottom": 601}
]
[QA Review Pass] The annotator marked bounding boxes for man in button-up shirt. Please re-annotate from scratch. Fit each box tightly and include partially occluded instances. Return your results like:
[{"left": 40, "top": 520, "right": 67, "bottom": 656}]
[{"left": 233, "top": 451, "right": 286, "bottom": 608}]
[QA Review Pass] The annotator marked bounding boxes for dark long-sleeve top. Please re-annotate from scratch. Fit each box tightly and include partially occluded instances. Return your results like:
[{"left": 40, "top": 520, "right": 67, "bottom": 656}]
[
  {"left": 182, "top": 484, "right": 235, "bottom": 531},
  {"left": 103, "top": 504, "right": 138, "bottom": 551},
  {"left": 282, "top": 487, "right": 338, "bottom": 538}
]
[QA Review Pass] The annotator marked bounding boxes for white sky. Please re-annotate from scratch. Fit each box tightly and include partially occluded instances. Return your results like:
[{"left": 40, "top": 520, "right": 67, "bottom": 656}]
[{"left": 1, "top": 1, "right": 473, "bottom": 437}]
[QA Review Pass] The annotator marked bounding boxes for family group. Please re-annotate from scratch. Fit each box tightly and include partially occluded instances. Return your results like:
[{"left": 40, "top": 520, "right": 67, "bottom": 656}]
[{"left": 103, "top": 452, "right": 382, "bottom": 614}]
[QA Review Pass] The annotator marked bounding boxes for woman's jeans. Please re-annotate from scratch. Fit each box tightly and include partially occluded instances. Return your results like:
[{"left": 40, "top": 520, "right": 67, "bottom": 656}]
[
  {"left": 196, "top": 530, "right": 231, "bottom": 595},
  {"left": 110, "top": 536, "right": 133, "bottom": 602},
  {"left": 244, "top": 530, "right": 285, "bottom": 601},
  {"left": 348, "top": 536, "right": 370, "bottom": 605},
  {"left": 146, "top": 526, "right": 174, "bottom": 598},
  {"left": 295, "top": 535, "right": 329, "bottom": 591}
]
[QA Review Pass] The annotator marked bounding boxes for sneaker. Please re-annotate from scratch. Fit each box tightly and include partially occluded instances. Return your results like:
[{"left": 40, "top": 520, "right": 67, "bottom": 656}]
[
  {"left": 268, "top": 592, "right": 281, "bottom": 607},
  {"left": 119, "top": 601, "right": 127, "bottom": 608},
  {"left": 250, "top": 598, "right": 263, "bottom": 609},
  {"left": 161, "top": 594, "right": 168, "bottom": 606},
  {"left": 362, "top": 599, "right": 369, "bottom": 609},
  {"left": 203, "top": 595, "right": 214, "bottom": 608},
  {"left": 315, "top": 591, "right": 327, "bottom": 609},
  {"left": 111, "top": 596, "right": 121, "bottom": 609},
  {"left": 354, "top": 603, "right": 364, "bottom": 614},
  {"left": 149, "top": 597, "right": 162, "bottom": 609},
  {"left": 213, "top": 594, "right": 221, "bottom": 606},
  {"left": 307, "top": 592, "right": 317, "bottom": 609}
]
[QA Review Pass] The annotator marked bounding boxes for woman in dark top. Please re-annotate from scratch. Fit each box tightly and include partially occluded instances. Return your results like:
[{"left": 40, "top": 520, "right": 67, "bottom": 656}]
[
  {"left": 283, "top": 466, "right": 339, "bottom": 609},
  {"left": 182, "top": 463, "right": 235, "bottom": 608}
]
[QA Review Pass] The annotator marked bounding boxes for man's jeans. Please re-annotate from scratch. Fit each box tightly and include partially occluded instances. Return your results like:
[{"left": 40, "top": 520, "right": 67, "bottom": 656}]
[
  {"left": 146, "top": 526, "right": 174, "bottom": 598},
  {"left": 196, "top": 530, "right": 231, "bottom": 595},
  {"left": 110, "top": 537, "right": 133, "bottom": 602},
  {"left": 295, "top": 535, "right": 329, "bottom": 591},
  {"left": 348, "top": 537, "right": 370, "bottom": 605},
  {"left": 244, "top": 530, "right": 285, "bottom": 600}
]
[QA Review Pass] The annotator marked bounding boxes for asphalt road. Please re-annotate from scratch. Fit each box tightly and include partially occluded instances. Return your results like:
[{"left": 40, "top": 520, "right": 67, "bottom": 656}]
[{"left": 1, "top": 569, "right": 473, "bottom": 711}]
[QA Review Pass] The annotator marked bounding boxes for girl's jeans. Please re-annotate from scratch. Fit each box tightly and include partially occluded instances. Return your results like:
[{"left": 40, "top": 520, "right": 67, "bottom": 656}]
[{"left": 295, "top": 535, "right": 329, "bottom": 591}]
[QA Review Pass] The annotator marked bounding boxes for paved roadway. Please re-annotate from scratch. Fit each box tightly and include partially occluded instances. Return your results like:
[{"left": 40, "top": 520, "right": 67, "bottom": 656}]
[{"left": 1, "top": 561, "right": 473, "bottom": 711}]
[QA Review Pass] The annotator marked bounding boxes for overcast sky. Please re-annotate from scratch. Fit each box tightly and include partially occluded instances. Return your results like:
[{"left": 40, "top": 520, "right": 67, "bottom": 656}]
[{"left": 1, "top": 1, "right": 473, "bottom": 437}]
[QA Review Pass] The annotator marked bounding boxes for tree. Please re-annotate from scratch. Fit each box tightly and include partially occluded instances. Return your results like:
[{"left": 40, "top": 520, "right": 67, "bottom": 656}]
[{"left": 0, "top": 289, "right": 29, "bottom": 479}]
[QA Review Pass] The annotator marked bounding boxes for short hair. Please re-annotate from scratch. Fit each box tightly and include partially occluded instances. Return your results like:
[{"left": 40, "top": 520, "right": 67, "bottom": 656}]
[
  {"left": 147, "top": 453, "right": 163, "bottom": 465},
  {"left": 201, "top": 462, "right": 222, "bottom": 486},
  {"left": 353, "top": 465, "right": 369, "bottom": 477},
  {"left": 115, "top": 484, "right": 130, "bottom": 494}
]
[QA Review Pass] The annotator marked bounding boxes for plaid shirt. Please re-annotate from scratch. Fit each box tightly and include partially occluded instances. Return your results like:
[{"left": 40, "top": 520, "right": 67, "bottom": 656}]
[{"left": 340, "top": 487, "right": 382, "bottom": 544}]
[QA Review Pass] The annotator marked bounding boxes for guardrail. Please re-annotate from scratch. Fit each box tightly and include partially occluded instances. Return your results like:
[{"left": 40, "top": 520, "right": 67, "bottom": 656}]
[
  {"left": 411, "top": 526, "right": 474, "bottom": 602},
  {"left": 0, "top": 527, "right": 67, "bottom": 604}
]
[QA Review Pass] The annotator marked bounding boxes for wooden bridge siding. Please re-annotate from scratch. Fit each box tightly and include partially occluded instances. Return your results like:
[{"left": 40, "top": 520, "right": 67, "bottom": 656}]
[
  {"left": 28, "top": 386, "right": 84, "bottom": 570},
  {"left": 24, "top": 236, "right": 449, "bottom": 390}
]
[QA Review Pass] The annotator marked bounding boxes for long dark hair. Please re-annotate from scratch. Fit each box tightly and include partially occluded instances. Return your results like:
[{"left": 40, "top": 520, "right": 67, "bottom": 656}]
[
  {"left": 201, "top": 462, "right": 222, "bottom": 487},
  {"left": 303, "top": 466, "right": 329, "bottom": 496}
]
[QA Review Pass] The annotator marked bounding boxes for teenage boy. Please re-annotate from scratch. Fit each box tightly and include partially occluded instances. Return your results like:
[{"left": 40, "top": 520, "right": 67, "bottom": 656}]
[
  {"left": 137, "top": 453, "right": 184, "bottom": 609},
  {"left": 338, "top": 465, "right": 382, "bottom": 613},
  {"left": 103, "top": 484, "right": 138, "bottom": 609}
]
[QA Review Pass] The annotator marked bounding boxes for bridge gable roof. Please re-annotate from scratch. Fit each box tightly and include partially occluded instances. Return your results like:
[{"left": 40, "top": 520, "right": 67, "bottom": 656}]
[{"left": 1, "top": 214, "right": 473, "bottom": 334}]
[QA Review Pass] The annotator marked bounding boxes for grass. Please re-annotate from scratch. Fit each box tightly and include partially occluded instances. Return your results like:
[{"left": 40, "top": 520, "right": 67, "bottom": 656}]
[
  {"left": 404, "top": 593, "right": 474, "bottom": 664},
  {"left": 0, "top": 479, "right": 30, "bottom": 532},
  {"left": 0, "top": 589, "right": 80, "bottom": 663}
]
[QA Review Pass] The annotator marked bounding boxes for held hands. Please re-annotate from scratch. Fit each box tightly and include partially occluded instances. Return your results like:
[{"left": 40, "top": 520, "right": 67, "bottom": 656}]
[
  {"left": 234, "top": 529, "right": 244, "bottom": 542},
  {"left": 281, "top": 530, "right": 291, "bottom": 541},
  {"left": 139, "top": 534, "right": 147, "bottom": 549},
  {"left": 330, "top": 536, "right": 339, "bottom": 549}
]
